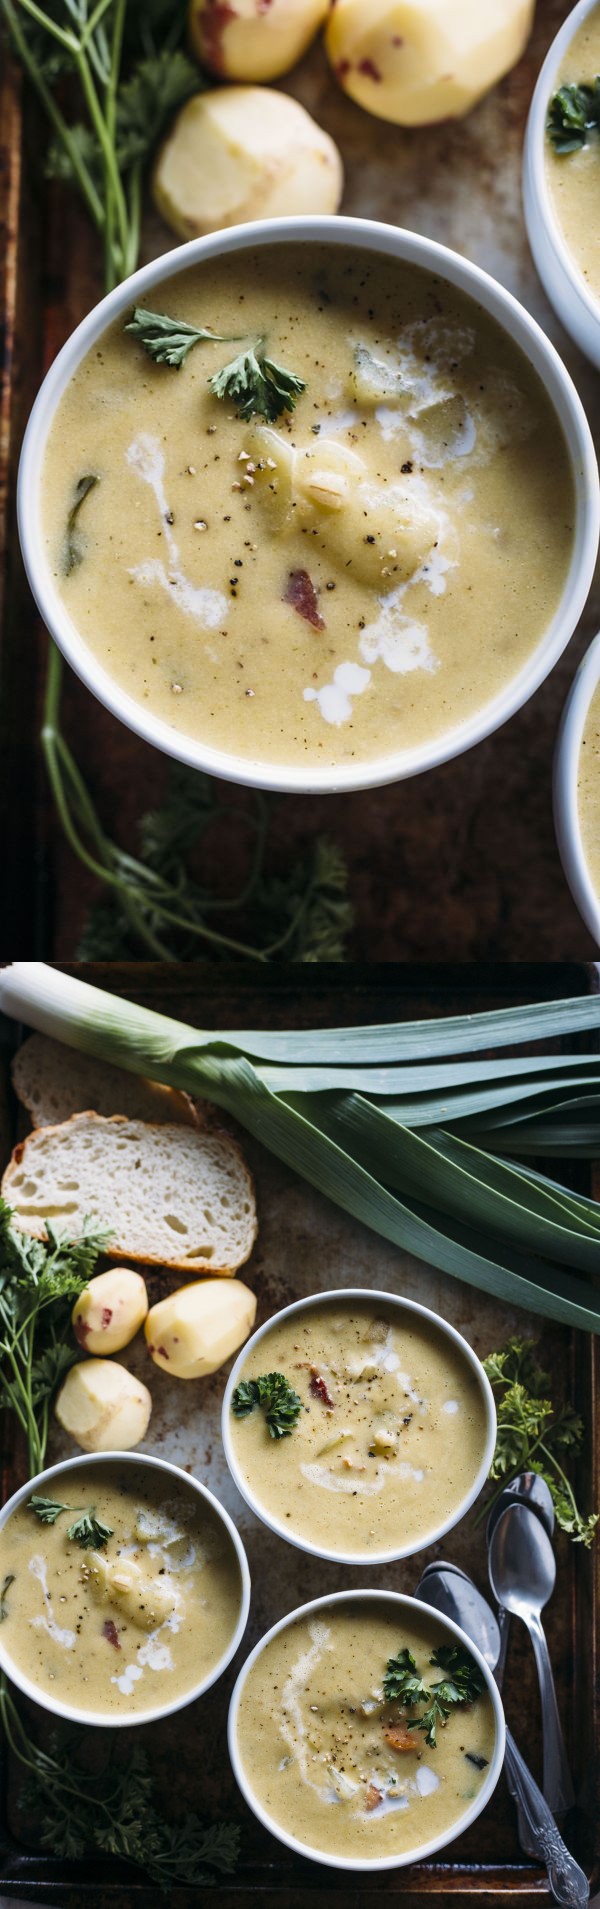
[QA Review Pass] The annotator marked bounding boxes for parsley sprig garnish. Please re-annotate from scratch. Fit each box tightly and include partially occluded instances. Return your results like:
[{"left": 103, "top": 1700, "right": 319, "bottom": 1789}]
[
  {"left": 547, "top": 79, "right": 600, "bottom": 152},
  {"left": 383, "top": 1643, "right": 485, "bottom": 1748},
  {"left": 126, "top": 306, "right": 307, "bottom": 421},
  {"left": 125, "top": 306, "right": 242, "bottom": 367},
  {"left": 479, "top": 1337, "right": 599, "bottom": 1547},
  {"left": 0, "top": 1200, "right": 111, "bottom": 1476},
  {"left": 232, "top": 1371, "right": 303, "bottom": 1439},
  {"left": 210, "top": 342, "right": 307, "bottom": 422},
  {"left": 0, "top": 1686, "right": 239, "bottom": 1886},
  {"left": 28, "top": 1497, "right": 113, "bottom": 1549}
]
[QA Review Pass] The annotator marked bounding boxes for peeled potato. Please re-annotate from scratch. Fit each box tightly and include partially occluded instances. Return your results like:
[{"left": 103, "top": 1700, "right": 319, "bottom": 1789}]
[
  {"left": 87, "top": 1553, "right": 176, "bottom": 1630},
  {"left": 72, "top": 1268, "right": 148, "bottom": 1356},
  {"left": 145, "top": 1278, "right": 257, "bottom": 1379},
  {"left": 55, "top": 1360, "right": 152, "bottom": 1452},
  {"left": 152, "top": 86, "right": 343, "bottom": 239},
  {"left": 325, "top": 0, "right": 536, "bottom": 125},
  {"left": 188, "top": 0, "right": 329, "bottom": 81}
]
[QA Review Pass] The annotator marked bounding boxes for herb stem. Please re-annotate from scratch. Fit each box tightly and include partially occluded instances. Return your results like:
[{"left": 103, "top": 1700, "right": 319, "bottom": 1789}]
[{"left": 2, "top": 1, "right": 105, "bottom": 231}]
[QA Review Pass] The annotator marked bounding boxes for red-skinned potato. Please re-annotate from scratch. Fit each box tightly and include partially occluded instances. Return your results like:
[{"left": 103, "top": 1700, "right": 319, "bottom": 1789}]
[
  {"left": 325, "top": 0, "right": 536, "bottom": 126},
  {"left": 72, "top": 1268, "right": 148, "bottom": 1355},
  {"left": 188, "top": 0, "right": 330, "bottom": 82},
  {"left": 55, "top": 1360, "right": 152, "bottom": 1452},
  {"left": 145, "top": 1278, "right": 256, "bottom": 1378}
]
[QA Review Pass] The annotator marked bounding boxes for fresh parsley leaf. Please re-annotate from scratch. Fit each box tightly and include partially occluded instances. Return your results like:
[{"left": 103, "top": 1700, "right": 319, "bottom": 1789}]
[
  {"left": 125, "top": 306, "right": 240, "bottom": 367},
  {"left": 28, "top": 1495, "right": 72, "bottom": 1526},
  {"left": 115, "top": 50, "right": 200, "bottom": 172},
  {"left": 430, "top": 1644, "right": 485, "bottom": 1706},
  {"left": 66, "top": 1509, "right": 113, "bottom": 1549},
  {"left": 383, "top": 1646, "right": 430, "bottom": 1706},
  {"left": 232, "top": 1372, "right": 303, "bottom": 1439},
  {"left": 5, "top": 1697, "right": 240, "bottom": 1888},
  {"left": 63, "top": 473, "right": 100, "bottom": 576},
  {"left": 0, "top": 1203, "right": 110, "bottom": 1475},
  {"left": 482, "top": 1337, "right": 599, "bottom": 1548},
  {"left": 0, "top": 1576, "right": 14, "bottom": 1623},
  {"left": 210, "top": 343, "right": 307, "bottom": 422},
  {"left": 76, "top": 762, "right": 353, "bottom": 962},
  {"left": 547, "top": 80, "right": 600, "bottom": 153},
  {"left": 27, "top": 1497, "right": 113, "bottom": 1547}
]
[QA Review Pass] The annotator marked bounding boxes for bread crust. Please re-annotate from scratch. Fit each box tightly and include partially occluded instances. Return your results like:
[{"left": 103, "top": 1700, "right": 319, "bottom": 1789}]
[{"left": 2, "top": 1111, "right": 257, "bottom": 1277}]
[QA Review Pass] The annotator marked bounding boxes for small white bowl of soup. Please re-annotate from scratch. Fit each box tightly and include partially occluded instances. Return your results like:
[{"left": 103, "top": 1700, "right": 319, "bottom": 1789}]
[
  {"left": 524, "top": 0, "right": 600, "bottom": 366},
  {"left": 554, "top": 628, "right": 600, "bottom": 947},
  {"left": 228, "top": 1589, "right": 505, "bottom": 1871},
  {"left": 0, "top": 1450, "right": 250, "bottom": 1728},
  {"left": 18, "top": 215, "right": 599, "bottom": 795},
  {"left": 222, "top": 1288, "right": 495, "bottom": 1566}
]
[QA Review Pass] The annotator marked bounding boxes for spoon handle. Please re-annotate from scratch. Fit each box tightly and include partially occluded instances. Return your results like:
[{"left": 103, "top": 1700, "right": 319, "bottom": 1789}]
[
  {"left": 504, "top": 1727, "right": 589, "bottom": 1907},
  {"left": 528, "top": 1610, "right": 575, "bottom": 1812}
]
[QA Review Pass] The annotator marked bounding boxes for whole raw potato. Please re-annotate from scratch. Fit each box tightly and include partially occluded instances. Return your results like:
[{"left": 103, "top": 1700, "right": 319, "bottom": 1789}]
[
  {"left": 72, "top": 1268, "right": 148, "bottom": 1355},
  {"left": 152, "top": 87, "right": 343, "bottom": 238},
  {"left": 145, "top": 1278, "right": 257, "bottom": 1378},
  {"left": 188, "top": 0, "right": 330, "bottom": 81},
  {"left": 325, "top": 0, "right": 536, "bottom": 125},
  {"left": 55, "top": 1360, "right": 152, "bottom": 1451}
]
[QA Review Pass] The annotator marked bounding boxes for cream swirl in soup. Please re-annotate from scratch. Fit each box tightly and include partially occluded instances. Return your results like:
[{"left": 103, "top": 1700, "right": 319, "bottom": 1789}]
[
  {"left": 0, "top": 1463, "right": 242, "bottom": 1716},
  {"left": 42, "top": 244, "right": 574, "bottom": 771},
  {"left": 235, "top": 1599, "right": 497, "bottom": 1862},
  {"left": 229, "top": 1300, "right": 489, "bottom": 1556}
]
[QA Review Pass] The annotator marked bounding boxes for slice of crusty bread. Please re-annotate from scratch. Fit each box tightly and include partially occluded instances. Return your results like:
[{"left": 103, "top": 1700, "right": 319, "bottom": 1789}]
[
  {"left": 12, "top": 1033, "right": 198, "bottom": 1131},
  {"left": 2, "top": 1112, "right": 257, "bottom": 1275}
]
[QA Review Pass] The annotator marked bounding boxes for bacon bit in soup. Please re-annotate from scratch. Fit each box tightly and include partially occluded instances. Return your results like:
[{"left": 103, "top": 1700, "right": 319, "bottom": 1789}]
[
  {"left": 310, "top": 1369, "right": 334, "bottom": 1409},
  {"left": 102, "top": 1619, "right": 121, "bottom": 1650},
  {"left": 384, "top": 1722, "right": 417, "bottom": 1752},
  {"left": 365, "top": 1782, "right": 384, "bottom": 1810},
  {"left": 283, "top": 569, "right": 325, "bottom": 630}
]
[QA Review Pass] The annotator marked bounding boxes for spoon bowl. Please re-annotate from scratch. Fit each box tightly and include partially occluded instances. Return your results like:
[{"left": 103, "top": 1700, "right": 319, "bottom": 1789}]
[{"left": 486, "top": 1473, "right": 555, "bottom": 1550}]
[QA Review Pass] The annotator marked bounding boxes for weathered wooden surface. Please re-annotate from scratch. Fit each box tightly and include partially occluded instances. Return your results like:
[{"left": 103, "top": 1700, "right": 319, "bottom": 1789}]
[
  {"left": 0, "top": 962, "right": 597, "bottom": 1903},
  {"left": 1, "top": 1, "right": 599, "bottom": 958}
]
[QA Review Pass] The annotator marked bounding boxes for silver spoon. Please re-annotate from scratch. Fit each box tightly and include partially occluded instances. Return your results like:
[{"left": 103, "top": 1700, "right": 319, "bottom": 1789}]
[
  {"left": 488, "top": 1502, "right": 574, "bottom": 1814},
  {"left": 487, "top": 1475, "right": 555, "bottom": 1687},
  {"left": 416, "top": 1563, "right": 588, "bottom": 1907}
]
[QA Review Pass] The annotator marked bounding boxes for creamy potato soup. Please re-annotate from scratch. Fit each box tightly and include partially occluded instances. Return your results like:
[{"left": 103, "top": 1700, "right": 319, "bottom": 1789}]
[
  {"left": 546, "top": 7, "right": 600, "bottom": 305},
  {"left": 0, "top": 1464, "right": 242, "bottom": 1717},
  {"left": 236, "top": 1599, "right": 496, "bottom": 1862},
  {"left": 229, "top": 1300, "right": 488, "bottom": 1555},
  {"left": 43, "top": 244, "right": 574, "bottom": 771},
  {"left": 578, "top": 679, "right": 600, "bottom": 901}
]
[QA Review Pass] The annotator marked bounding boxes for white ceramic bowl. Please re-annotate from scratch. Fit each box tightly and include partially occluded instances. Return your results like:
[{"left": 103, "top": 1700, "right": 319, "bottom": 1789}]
[
  {"left": 0, "top": 1449, "right": 250, "bottom": 1728},
  {"left": 554, "top": 628, "right": 600, "bottom": 946},
  {"left": 523, "top": 0, "right": 600, "bottom": 366},
  {"left": 222, "top": 1286, "right": 496, "bottom": 1566},
  {"left": 228, "top": 1588, "right": 505, "bottom": 1872},
  {"left": 17, "top": 214, "right": 600, "bottom": 795}
]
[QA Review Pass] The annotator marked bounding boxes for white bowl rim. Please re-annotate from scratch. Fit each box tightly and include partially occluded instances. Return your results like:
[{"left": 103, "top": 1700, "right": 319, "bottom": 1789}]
[
  {"left": 221, "top": 1284, "right": 496, "bottom": 1566},
  {"left": 227, "top": 1585, "right": 506, "bottom": 1873},
  {"left": 554, "top": 627, "right": 600, "bottom": 947},
  {"left": 0, "top": 1447, "right": 250, "bottom": 1729},
  {"left": 524, "top": 0, "right": 600, "bottom": 334},
  {"left": 17, "top": 211, "right": 600, "bottom": 796}
]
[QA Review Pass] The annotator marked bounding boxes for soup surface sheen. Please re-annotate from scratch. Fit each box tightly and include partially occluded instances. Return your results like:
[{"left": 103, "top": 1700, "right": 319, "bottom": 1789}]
[
  {"left": 578, "top": 678, "right": 600, "bottom": 900},
  {"left": 229, "top": 1300, "right": 488, "bottom": 1555},
  {"left": 0, "top": 1463, "right": 241, "bottom": 1716},
  {"left": 546, "top": 7, "right": 600, "bottom": 304},
  {"left": 43, "top": 244, "right": 574, "bottom": 770},
  {"left": 236, "top": 1599, "right": 496, "bottom": 1861}
]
